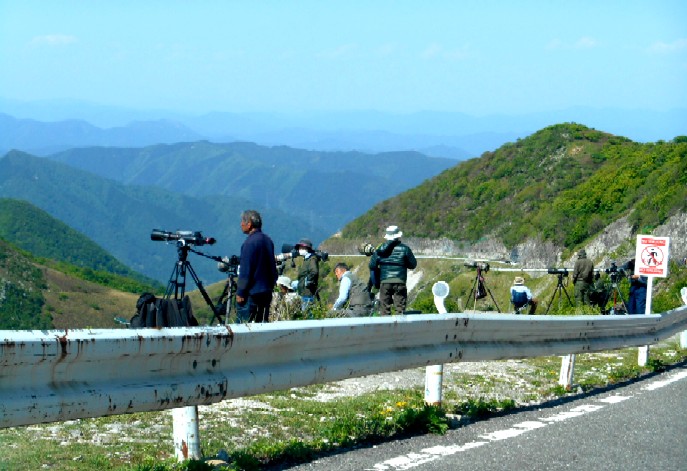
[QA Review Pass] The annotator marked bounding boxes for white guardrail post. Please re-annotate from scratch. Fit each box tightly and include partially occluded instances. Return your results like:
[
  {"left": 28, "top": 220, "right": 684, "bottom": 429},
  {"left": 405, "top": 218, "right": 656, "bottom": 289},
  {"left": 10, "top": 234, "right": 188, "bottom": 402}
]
[
  {"left": 424, "top": 282, "right": 449, "bottom": 406},
  {"left": 680, "top": 287, "right": 687, "bottom": 348},
  {"left": 2, "top": 305, "right": 687, "bottom": 461}
]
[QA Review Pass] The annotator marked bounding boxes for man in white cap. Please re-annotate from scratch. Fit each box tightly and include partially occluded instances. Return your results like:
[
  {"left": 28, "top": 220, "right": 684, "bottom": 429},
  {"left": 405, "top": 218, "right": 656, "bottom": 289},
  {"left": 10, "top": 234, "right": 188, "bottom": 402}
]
[
  {"left": 270, "top": 275, "right": 300, "bottom": 321},
  {"left": 369, "top": 225, "right": 417, "bottom": 315},
  {"left": 510, "top": 276, "right": 537, "bottom": 314}
]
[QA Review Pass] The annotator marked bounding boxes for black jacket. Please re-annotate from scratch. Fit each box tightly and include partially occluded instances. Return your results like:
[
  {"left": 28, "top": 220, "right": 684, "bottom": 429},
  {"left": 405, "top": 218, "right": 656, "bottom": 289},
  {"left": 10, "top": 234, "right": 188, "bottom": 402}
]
[{"left": 369, "top": 239, "right": 417, "bottom": 283}]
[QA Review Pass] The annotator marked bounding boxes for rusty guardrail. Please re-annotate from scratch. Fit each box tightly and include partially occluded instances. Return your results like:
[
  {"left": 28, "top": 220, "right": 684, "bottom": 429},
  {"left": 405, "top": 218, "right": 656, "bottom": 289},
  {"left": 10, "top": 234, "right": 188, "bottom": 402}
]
[{"left": 3, "top": 305, "right": 687, "bottom": 431}]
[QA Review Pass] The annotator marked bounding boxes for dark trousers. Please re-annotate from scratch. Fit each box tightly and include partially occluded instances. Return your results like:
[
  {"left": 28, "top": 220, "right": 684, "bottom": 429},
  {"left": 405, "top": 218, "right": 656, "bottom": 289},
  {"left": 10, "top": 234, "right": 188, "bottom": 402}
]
[
  {"left": 237, "top": 291, "right": 273, "bottom": 323},
  {"left": 628, "top": 287, "right": 647, "bottom": 314},
  {"left": 379, "top": 282, "right": 407, "bottom": 316}
]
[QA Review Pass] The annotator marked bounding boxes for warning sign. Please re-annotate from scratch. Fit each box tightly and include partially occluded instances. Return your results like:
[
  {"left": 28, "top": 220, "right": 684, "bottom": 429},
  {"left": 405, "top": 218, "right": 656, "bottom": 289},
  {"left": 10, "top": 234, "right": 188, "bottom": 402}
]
[{"left": 634, "top": 235, "right": 670, "bottom": 278}]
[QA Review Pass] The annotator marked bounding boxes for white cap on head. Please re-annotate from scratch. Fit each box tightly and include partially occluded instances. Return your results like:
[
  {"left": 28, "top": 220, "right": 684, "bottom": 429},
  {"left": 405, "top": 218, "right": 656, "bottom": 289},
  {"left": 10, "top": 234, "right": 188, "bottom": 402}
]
[
  {"left": 277, "top": 276, "right": 292, "bottom": 290},
  {"left": 384, "top": 225, "right": 403, "bottom": 240}
]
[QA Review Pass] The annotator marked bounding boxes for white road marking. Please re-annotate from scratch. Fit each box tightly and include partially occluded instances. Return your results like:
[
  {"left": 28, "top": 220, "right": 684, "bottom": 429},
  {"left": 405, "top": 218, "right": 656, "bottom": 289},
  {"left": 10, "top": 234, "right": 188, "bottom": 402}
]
[
  {"left": 367, "top": 369, "right": 686, "bottom": 470},
  {"left": 642, "top": 370, "right": 687, "bottom": 391}
]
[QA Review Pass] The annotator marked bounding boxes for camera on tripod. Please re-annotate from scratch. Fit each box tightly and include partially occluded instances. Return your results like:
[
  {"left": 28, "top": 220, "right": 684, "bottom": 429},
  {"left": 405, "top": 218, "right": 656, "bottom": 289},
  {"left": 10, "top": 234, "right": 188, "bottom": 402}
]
[
  {"left": 151, "top": 229, "right": 216, "bottom": 246},
  {"left": 547, "top": 267, "right": 569, "bottom": 276},
  {"left": 217, "top": 254, "right": 240, "bottom": 276},
  {"left": 604, "top": 261, "right": 628, "bottom": 282},
  {"left": 464, "top": 261, "right": 490, "bottom": 272}
]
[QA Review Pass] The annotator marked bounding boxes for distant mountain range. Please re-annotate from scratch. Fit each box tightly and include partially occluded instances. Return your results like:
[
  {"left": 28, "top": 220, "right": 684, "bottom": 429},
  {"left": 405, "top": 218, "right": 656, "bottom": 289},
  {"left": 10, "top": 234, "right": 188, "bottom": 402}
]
[{"left": 2, "top": 101, "right": 685, "bottom": 159}]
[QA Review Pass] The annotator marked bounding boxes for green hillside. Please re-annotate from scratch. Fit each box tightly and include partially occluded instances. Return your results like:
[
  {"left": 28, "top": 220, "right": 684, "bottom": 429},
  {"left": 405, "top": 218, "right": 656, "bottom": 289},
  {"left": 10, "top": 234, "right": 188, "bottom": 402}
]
[
  {"left": 0, "top": 238, "right": 144, "bottom": 329},
  {"left": 0, "top": 198, "right": 157, "bottom": 285},
  {"left": 0, "top": 151, "right": 321, "bottom": 283},
  {"left": 342, "top": 124, "right": 687, "bottom": 255}
]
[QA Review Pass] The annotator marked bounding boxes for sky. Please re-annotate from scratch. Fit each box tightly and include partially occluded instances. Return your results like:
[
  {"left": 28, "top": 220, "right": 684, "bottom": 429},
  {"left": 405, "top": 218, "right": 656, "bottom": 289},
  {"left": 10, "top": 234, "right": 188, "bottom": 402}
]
[{"left": 1, "top": 0, "right": 686, "bottom": 117}]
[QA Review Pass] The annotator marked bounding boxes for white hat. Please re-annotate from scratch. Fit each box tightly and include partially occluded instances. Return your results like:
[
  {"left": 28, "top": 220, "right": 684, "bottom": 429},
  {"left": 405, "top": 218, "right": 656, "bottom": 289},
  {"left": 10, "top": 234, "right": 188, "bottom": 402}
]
[
  {"left": 514, "top": 276, "right": 525, "bottom": 285},
  {"left": 277, "top": 276, "right": 292, "bottom": 290},
  {"left": 384, "top": 225, "right": 403, "bottom": 240}
]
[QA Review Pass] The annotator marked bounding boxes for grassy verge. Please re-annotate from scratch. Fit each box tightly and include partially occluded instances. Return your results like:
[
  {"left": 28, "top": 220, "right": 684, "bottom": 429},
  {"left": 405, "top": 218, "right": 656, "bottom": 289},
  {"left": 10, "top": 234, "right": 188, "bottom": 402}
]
[{"left": 2, "top": 337, "right": 685, "bottom": 470}]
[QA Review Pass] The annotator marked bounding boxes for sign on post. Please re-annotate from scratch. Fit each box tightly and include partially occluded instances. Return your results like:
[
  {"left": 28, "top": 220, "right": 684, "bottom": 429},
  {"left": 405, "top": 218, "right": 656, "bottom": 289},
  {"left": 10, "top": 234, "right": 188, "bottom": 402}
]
[
  {"left": 634, "top": 235, "right": 670, "bottom": 278},
  {"left": 634, "top": 235, "right": 670, "bottom": 366}
]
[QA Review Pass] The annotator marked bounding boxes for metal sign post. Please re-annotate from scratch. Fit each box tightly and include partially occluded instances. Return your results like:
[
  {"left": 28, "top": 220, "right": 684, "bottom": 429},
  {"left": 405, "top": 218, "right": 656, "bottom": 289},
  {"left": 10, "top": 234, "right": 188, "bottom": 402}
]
[{"left": 634, "top": 235, "right": 670, "bottom": 366}]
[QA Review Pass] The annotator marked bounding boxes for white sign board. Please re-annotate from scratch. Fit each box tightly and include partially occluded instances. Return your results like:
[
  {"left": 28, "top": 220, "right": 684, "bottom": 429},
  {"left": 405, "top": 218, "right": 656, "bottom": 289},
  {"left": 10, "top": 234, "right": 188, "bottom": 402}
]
[{"left": 634, "top": 235, "right": 670, "bottom": 278}]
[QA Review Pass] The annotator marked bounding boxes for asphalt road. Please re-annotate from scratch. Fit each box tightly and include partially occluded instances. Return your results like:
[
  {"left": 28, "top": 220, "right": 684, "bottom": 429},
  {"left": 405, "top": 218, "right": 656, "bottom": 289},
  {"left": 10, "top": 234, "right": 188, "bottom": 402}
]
[{"left": 281, "top": 364, "right": 687, "bottom": 471}]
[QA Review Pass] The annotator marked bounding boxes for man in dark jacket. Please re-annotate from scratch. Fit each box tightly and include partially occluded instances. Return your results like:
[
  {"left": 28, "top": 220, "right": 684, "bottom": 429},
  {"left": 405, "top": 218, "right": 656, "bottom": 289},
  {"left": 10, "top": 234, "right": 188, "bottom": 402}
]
[
  {"left": 236, "top": 210, "right": 278, "bottom": 322},
  {"left": 572, "top": 249, "right": 594, "bottom": 306},
  {"left": 369, "top": 225, "right": 417, "bottom": 315},
  {"left": 295, "top": 238, "right": 319, "bottom": 312}
]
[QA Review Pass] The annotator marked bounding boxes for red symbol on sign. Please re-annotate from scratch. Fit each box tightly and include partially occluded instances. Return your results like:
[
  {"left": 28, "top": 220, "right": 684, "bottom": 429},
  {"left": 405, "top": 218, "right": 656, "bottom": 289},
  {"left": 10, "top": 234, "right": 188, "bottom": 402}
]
[{"left": 641, "top": 246, "right": 664, "bottom": 267}]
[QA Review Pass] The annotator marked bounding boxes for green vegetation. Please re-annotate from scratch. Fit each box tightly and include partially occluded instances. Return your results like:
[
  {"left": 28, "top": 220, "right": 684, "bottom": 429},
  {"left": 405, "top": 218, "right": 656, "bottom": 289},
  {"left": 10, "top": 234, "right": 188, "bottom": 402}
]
[
  {"left": 0, "top": 198, "right": 160, "bottom": 290},
  {"left": 2, "top": 340, "right": 684, "bottom": 470},
  {"left": 342, "top": 124, "right": 687, "bottom": 255},
  {"left": 0, "top": 239, "right": 51, "bottom": 329}
]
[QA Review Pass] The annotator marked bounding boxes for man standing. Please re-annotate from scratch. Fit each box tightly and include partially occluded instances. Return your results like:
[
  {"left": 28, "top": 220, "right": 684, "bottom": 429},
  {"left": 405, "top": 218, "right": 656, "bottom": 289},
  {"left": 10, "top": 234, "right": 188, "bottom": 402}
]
[
  {"left": 625, "top": 258, "right": 648, "bottom": 314},
  {"left": 236, "top": 210, "right": 277, "bottom": 323},
  {"left": 332, "top": 263, "right": 373, "bottom": 317},
  {"left": 369, "top": 225, "right": 417, "bottom": 315},
  {"left": 572, "top": 249, "right": 594, "bottom": 306},
  {"left": 295, "top": 238, "right": 319, "bottom": 312}
]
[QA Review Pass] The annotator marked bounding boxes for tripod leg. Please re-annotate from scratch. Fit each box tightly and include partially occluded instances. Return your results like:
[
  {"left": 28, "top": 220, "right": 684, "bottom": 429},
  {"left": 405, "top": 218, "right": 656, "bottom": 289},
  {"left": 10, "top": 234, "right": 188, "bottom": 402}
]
[
  {"left": 165, "top": 263, "right": 182, "bottom": 299},
  {"left": 466, "top": 276, "right": 478, "bottom": 312},
  {"left": 545, "top": 287, "right": 559, "bottom": 314},
  {"left": 485, "top": 285, "right": 501, "bottom": 313},
  {"left": 561, "top": 286, "right": 573, "bottom": 307},
  {"left": 186, "top": 262, "right": 224, "bottom": 325}
]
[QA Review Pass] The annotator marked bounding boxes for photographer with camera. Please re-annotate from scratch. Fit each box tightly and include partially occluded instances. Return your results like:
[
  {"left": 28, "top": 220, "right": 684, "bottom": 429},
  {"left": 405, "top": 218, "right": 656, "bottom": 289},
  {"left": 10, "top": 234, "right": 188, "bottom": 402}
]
[
  {"left": 369, "top": 225, "right": 417, "bottom": 316},
  {"left": 624, "top": 258, "right": 648, "bottom": 314},
  {"left": 295, "top": 238, "right": 320, "bottom": 313},
  {"left": 572, "top": 249, "right": 595, "bottom": 306},
  {"left": 236, "top": 210, "right": 278, "bottom": 323}
]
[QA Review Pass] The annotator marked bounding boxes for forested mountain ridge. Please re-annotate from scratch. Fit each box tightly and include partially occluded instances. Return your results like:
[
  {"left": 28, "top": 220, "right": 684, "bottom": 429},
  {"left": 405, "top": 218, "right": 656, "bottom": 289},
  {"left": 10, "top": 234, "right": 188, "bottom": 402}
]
[
  {"left": 341, "top": 123, "right": 687, "bottom": 260},
  {"left": 0, "top": 238, "right": 141, "bottom": 329},
  {"left": 45, "top": 141, "right": 456, "bottom": 233},
  {"left": 0, "top": 198, "right": 156, "bottom": 286}
]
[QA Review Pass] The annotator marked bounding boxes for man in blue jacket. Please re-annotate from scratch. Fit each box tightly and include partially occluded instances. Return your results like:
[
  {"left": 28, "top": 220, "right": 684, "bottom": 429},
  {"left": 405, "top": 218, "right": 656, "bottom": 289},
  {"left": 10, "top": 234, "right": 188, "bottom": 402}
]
[
  {"left": 236, "top": 210, "right": 278, "bottom": 323},
  {"left": 369, "top": 225, "right": 417, "bottom": 316}
]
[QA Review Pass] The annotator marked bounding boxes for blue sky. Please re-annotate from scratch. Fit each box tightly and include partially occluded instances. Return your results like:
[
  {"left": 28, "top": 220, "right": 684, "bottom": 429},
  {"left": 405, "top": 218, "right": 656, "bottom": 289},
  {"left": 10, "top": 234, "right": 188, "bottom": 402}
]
[{"left": 1, "top": 0, "right": 686, "bottom": 116}]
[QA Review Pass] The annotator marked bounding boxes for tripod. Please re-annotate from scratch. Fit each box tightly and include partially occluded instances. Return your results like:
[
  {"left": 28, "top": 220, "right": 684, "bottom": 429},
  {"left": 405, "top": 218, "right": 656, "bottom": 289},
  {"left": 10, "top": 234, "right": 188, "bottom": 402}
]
[
  {"left": 545, "top": 273, "right": 573, "bottom": 314},
  {"left": 165, "top": 241, "right": 225, "bottom": 325},
  {"left": 604, "top": 274, "right": 628, "bottom": 315},
  {"left": 216, "top": 270, "right": 238, "bottom": 324},
  {"left": 466, "top": 266, "right": 501, "bottom": 313}
]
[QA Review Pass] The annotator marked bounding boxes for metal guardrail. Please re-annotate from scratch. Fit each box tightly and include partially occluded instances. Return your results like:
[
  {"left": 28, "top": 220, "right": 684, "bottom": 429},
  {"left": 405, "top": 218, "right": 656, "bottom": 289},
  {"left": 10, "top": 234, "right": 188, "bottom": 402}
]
[{"left": 2, "top": 305, "right": 687, "bottom": 430}]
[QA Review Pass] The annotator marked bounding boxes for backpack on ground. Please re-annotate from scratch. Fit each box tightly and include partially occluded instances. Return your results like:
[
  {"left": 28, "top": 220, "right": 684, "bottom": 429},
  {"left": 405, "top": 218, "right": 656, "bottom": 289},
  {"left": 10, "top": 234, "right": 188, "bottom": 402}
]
[{"left": 130, "top": 293, "right": 198, "bottom": 328}]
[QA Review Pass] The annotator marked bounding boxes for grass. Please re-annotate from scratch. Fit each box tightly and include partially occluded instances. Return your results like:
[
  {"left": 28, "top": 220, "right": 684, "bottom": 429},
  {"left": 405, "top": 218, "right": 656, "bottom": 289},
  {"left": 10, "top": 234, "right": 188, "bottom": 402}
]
[{"left": 2, "top": 337, "right": 685, "bottom": 470}]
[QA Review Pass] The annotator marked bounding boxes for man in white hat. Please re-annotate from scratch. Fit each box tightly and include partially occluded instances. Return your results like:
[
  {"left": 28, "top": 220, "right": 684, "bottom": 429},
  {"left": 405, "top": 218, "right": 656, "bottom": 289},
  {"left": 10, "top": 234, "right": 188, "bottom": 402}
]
[
  {"left": 369, "top": 225, "right": 417, "bottom": 315},
  {"left": 510, "top": 276, "right": 537, "bottom": 314},
  {"left": 270, "top": 275, "right": 300, "bottom": 321}
]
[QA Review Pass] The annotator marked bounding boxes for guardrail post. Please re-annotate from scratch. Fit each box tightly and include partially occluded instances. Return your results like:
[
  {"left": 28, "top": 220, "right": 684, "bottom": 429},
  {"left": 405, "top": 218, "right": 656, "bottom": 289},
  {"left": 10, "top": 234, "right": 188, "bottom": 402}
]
[
  {"left": 680, "top": 288, "right": 687, "bottom": 348},
  {"left": 173, "top": 406, "right": 201, "bottom": 461},
  {"left": 425, "top": 282, "right": 449, "bottom": 406},
  {"left": 558, "top": 354, "right": 575, "bottom": 391},
  {"left": 638, "top": 277, "right": 655, "bottom": 366}
]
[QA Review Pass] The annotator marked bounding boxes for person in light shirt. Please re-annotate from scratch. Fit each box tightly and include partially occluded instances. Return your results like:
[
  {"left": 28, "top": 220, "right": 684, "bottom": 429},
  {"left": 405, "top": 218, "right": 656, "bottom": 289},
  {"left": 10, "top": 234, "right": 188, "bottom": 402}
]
[{"left": 332, "top": 263, "right": 373, "bottom": 317}]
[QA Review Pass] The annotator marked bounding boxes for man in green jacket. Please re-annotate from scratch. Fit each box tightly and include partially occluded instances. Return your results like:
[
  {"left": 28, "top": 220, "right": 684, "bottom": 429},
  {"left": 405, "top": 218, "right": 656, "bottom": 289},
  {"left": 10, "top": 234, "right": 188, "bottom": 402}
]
[{"left": 369, "top": 225, "right": 417, "bottom": 315}]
